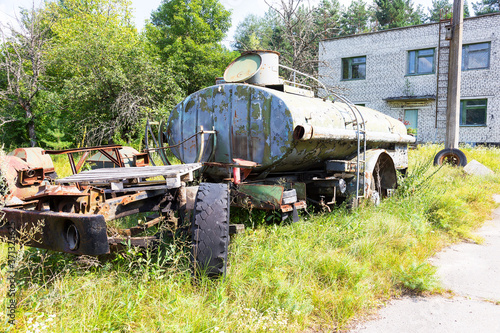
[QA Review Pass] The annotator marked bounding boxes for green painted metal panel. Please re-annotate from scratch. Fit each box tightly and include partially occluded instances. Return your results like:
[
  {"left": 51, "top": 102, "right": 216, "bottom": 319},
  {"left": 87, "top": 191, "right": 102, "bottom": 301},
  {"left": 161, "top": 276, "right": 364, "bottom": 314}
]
[{"left": 233, "top": 184, "right": 284, "bottom": 210}]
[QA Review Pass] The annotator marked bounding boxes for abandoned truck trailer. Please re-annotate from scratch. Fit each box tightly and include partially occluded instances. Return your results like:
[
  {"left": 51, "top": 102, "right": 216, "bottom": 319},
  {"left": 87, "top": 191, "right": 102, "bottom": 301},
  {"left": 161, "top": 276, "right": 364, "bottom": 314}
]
[
  {"left": 0, "top": 51, "right": 414, "bottom": 277},
  {"left": 163, "top": 50, "right": 415, "bottom": 209}
]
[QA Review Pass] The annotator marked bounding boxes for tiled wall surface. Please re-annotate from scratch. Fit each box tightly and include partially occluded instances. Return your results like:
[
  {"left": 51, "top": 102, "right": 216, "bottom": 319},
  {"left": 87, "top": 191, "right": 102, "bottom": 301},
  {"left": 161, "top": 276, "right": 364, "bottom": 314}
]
[{"left": 319, "top": 13, "right": 500, "bottom": 144}]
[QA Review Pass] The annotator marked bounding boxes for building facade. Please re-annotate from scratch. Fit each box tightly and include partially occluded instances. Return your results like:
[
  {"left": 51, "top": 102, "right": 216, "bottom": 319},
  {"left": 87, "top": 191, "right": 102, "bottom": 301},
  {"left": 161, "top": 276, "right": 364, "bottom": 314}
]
[{"left": 319, "top": 13, "right": 500, "bottom": 144}]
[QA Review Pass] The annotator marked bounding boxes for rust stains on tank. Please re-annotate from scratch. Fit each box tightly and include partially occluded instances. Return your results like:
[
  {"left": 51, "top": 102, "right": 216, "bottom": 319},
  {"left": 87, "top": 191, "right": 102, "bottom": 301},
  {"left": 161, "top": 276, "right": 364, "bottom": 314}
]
[{"left": 166, "top": 83, "right": 413, "bottom": 179}]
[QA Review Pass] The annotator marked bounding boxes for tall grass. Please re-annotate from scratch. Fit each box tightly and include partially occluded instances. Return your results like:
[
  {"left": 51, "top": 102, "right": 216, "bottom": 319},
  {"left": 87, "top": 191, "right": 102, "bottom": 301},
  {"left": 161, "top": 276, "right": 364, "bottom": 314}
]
[{"left": 1, "top": 144, "right": 499, "bottom": 332}]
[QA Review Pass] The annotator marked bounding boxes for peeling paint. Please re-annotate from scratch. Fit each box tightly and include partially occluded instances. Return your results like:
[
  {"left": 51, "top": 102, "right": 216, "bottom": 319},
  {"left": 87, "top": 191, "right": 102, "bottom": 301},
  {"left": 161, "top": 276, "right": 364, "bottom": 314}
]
[{"left": 166, "top": 83, "right": 412, "bottom": 178}]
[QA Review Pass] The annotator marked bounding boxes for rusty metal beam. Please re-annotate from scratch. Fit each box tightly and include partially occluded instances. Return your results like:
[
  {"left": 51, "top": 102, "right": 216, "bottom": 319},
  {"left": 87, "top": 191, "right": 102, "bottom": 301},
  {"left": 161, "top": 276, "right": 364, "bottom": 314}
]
[
  {"left": 68, "top": 153, "right": 77, "bottom": 175},
  {"left": 99, "top": 148, "right": 124, "bottom": 168},
  {"left": 75, "top": 151, "right": 90, "bottom": 173},
  {"left": 44, "top": 145, "right": 122, "bottom": 155},
  {"left": 115, "top": 216, "right": 165, "bottom": 237},
  {"left": 0, "top": 208, "right": 109, "bottom": 255},
  {"left": 107, "top": 236, "right": 157, "bottom": 247}
]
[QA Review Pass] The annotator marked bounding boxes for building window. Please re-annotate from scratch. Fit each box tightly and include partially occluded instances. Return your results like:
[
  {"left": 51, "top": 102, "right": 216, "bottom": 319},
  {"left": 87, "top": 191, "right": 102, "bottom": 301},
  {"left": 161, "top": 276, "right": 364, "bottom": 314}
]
[
  {"left": 462, "top": 42, "right": 490, "bottom": 70},
  {"left": 404, "top": 109, "right": 418, "bottom": 136},
  {"left": 342, "top": 56, "right": 366, "bottom": 80},
  {"left": 460, "top": 99, "right": 487, "bottom": 126},
  {"left": 407, "top": 48, "right": 435, "bottom": 75},
  {"left": 404, "top": 109, "right": 418, "bottom": 129}
]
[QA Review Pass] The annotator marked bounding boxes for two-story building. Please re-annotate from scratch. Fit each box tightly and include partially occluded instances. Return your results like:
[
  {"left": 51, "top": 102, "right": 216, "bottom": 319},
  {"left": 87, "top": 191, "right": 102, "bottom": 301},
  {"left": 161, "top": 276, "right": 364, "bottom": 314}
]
[{"left": 319, "top": 12, "right": 500, "bottom": 144}]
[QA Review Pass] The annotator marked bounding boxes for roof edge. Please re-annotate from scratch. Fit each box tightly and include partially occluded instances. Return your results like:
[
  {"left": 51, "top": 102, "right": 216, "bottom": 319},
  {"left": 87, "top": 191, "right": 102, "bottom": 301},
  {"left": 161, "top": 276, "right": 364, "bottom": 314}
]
[
  {"left": 384, "top": 95, "right": 436, "bottom": 102},
  {"left": 321, "top": 12, "right": 500, "bottom": 43}
]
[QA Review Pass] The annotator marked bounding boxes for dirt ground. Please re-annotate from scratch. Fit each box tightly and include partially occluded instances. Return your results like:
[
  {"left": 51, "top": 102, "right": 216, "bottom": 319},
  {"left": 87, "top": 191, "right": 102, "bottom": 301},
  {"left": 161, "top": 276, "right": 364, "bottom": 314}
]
[{"left": 350, "top": 195, "right": 500, "bottom": 333}]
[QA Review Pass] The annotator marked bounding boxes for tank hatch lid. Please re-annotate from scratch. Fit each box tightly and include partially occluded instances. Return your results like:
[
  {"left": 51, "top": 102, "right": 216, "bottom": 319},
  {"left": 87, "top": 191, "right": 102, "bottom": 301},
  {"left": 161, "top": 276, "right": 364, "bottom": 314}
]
[{"left": 223, "top": 53, "right": 262, "bottom": 83}]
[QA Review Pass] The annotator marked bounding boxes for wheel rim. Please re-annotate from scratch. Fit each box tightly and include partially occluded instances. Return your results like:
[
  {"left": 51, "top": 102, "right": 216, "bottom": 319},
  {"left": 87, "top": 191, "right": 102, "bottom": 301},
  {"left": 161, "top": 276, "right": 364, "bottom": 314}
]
[
  {"left": 66, "top": 224, "right": 80, "bottom": 251},
  {"left": 438, "top": 152, "right": 462, "bottom": 166}
]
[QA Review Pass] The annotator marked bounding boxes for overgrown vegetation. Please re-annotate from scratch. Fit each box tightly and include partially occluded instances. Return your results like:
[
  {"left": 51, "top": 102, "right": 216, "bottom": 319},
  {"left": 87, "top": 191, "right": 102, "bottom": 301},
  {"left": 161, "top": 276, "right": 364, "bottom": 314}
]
[
  {"left": 1, "top": 144, "right": 499, "bottom": 332},
  {"left": 0, "top": 0, "right": 235, "bottom": 148},
  {"left": 1, "top": 0, "right": 497, "bottom": 149}
]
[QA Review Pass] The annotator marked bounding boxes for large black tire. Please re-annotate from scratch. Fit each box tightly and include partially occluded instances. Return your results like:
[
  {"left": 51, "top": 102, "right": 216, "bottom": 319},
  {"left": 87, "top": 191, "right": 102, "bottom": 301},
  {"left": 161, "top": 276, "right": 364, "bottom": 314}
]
[
  {"left": 433, "top": 148, "right": 467, "bottom": 167},
  {"left": 191, "top": 183, "right": 230, "bottom": 278}
]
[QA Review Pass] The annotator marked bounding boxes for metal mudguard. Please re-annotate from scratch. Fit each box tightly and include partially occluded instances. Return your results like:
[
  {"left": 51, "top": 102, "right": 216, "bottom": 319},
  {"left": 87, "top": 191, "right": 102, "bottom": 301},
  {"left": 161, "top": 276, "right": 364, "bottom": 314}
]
[{"left": 0, "top": 208, "right": 109, "bottom": 255}]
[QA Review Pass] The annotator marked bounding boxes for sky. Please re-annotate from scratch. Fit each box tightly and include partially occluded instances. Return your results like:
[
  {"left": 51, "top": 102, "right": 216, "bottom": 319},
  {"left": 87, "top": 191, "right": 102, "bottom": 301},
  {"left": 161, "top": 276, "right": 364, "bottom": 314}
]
[{"left": 0, "top": 0, "right": 442, "bottom": 48}]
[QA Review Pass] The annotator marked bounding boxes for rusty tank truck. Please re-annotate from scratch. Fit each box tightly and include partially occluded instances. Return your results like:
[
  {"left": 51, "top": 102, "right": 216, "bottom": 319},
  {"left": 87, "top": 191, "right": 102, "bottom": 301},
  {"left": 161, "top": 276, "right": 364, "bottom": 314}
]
[
  {"left": 151, "top": 50, "right": 414, "bottom": 213},
  {"left": 0, "top": 51, "right": 414, "bottom": 277}
]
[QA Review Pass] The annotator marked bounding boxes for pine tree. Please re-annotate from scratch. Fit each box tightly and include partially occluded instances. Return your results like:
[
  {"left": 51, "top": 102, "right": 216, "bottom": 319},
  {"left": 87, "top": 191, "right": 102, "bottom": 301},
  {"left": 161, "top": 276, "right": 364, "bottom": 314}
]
[
  {"left": 427, "top": 0, "right": 453, "bottom": 21},
  {"left": 472, "top": 0, "right": 500, "bottom": 15},
  {"left": 374, "top": 0, "right": 424, "bottom": 29},
  {"left": 340, "top": 0, "right": 372, "bottom": 35}
]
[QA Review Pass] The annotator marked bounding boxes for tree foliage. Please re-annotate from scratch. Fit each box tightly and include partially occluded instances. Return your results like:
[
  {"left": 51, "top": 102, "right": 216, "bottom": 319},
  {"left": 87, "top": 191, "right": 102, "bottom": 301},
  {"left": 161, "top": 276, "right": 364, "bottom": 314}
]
[
  {"left": 233, "top": 0, "right": 343, "bottom": 78},
  {"left": 472, "top": 0, "right": 500, "bottom": 15},
  {"left": 0, "top": 6, "right": 53, "bottom": 147},
  {"left": 0, "top": 0, "right": 185, "bottom": 148},
  {"left": 147, "top": 0, "right": 238, "bottom": 95},
  {"left": 0, "top": 0, "right": 495, "bottom": 150},
  {"left": 263, "top": 0, "right": 334, "bottom": 75},
  {"left": 315, "top": 0, "right": 343, "bottom": 40},
  {"left": 45, "top": 0, "right": 182, "bottom": 146},
  {"left": 233, "top": 12, "right": 280, "bottom": 51},
  {"left": 340, "top": 0, "right": 373, "bottom": 35},
  {"left": 427, "top": 0, "right": 470, "bottom": 22},
  {"left": 427, "top": 0, "right": 453, "bottom": 21},
  {"left": 374, "top": 0, "right": 424, "bottom": 29}
]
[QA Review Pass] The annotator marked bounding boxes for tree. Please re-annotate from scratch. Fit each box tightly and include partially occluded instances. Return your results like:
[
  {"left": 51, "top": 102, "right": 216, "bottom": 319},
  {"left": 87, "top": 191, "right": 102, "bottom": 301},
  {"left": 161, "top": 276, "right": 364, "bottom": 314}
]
[
  {"left": 233, "top": 13, "right": 274, "bottom": 51},
  {"left": 314, "top": 0, "right": 343, "bottom": 40},
  {"left": 0, "top": 5, "right": 52, "bottom": 147},
  {"left": 465, "top": 1, "right": 471, "bottom": 17},
  {"left": 262, "top": 0, "right": 342, "bottom": 77},
  {"left": 45, "top": 0, "right": 181, "bottom": 145},
  {"left": 427, "top": 0, "right": 453, "bottom": 21},
  {"left": 147, "top": 0, "right": 238, "bottom": 95},
  {"left": 232, "top": 0, "right": 344, "bottom": 91},
  {"left": 340, "top": 0, "right": 373, "bottom": 35},
  {"left": 472, "top": 0, "right": 500, "bottom": 15},
  {"left": 374, "top": 0, "right": 424, "bottom": 29},
  {"left": 426, "top": 0, "right": 470, "bottom": 22}
]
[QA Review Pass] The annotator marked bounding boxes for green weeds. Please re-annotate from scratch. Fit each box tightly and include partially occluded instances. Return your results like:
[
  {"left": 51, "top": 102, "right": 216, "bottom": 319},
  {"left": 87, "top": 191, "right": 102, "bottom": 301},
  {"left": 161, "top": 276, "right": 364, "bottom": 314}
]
[{"left": 1, "top": 144, "right": 500, "bottom": 332}]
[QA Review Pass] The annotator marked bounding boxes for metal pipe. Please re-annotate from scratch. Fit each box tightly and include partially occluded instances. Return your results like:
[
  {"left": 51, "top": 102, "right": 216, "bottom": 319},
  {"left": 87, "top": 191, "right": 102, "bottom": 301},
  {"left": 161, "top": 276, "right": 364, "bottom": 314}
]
[{"left": 293, "top": 125, "right": 415, "bottom": 144}]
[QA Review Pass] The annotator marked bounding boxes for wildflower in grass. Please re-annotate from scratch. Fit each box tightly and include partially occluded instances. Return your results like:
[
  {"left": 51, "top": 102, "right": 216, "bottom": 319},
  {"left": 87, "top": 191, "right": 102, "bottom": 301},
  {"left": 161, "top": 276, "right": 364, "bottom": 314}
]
[{"left": 24, "top": 312, "right": 56, "bottom": 333}]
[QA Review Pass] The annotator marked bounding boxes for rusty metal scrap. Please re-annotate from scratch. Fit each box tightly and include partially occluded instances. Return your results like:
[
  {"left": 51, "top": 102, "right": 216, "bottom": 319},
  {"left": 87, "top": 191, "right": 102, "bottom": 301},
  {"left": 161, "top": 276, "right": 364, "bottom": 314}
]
[
  {"left": 1, "top": 156, "right": 47, "bottom": 202},
  {"left": 45, "top": 145, "right": 125, "bottom": 174},
  {"left": 1, "top": 208, "right": 109, "bottom": 255},
  {"left": 9, "top": 147, "right": 55, "bottom": 174},
  {"left": 107, "top": 236, "right": 158, "bottom": 248},
  {"left": 18, "top": 168, "right": 44, "bottom": 186}
]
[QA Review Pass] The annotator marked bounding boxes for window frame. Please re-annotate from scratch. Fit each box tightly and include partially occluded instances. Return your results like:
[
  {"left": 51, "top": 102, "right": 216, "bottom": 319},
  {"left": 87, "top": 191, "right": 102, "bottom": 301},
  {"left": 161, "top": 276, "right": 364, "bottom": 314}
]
[
  {"left": 406, "top": 48, "right": 435, "bottom": 76},
  {"left": 462, "top": 42, "right": 490, "bottom": 71},
  {"left": 404, "top": 109, "right": 418, "bottom": 129},
  {"left": 460, "top": 99, "right": 487, "bottom": 127},
  {"left": 341, "top": 56, "right": 366, "bottom": 81}
]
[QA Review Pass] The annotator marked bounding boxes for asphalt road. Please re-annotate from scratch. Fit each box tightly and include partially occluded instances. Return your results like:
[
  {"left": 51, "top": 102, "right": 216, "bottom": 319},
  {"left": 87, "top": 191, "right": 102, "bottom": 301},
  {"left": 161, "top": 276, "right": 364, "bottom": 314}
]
[{"left": 351, "top": 195, "right": 500, "bottom": 333}]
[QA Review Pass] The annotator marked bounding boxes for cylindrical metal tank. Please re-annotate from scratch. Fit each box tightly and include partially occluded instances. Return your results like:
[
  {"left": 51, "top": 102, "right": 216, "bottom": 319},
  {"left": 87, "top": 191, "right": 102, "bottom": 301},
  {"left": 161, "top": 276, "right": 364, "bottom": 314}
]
[
  {"left": 166, "top": 83, "right": 414, "bottom": 178},
  {"left": 246, "top": 50, "right": 280, "bottom": 86}
]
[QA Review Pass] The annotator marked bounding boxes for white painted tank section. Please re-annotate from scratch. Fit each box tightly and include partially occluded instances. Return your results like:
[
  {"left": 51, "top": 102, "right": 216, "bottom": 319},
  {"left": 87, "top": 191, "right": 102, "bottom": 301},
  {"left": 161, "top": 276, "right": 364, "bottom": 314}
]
[{"left": 246, "top": 51, "right": 281, "bottom": 86}]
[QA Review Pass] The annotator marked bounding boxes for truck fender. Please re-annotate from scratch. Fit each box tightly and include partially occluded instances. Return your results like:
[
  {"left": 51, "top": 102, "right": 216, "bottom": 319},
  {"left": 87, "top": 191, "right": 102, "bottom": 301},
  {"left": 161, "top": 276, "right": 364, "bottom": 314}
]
[{"left": 363, "top": 149, "right": 397, "bottom": 199}]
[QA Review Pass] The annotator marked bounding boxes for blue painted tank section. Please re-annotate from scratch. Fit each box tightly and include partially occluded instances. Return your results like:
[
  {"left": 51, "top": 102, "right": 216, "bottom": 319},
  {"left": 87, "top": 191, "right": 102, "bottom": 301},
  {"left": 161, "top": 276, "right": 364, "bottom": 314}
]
[{"left": 166, "top": 83, "right": 413, "bottom": 177}]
